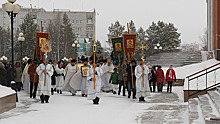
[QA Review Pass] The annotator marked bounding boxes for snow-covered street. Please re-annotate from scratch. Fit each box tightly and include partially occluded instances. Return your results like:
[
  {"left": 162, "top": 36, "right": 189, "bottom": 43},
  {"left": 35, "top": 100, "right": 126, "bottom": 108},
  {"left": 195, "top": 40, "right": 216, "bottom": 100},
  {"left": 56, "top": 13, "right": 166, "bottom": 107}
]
[{"left": 0, "top": 86, "right": 187, "bottom": 124}]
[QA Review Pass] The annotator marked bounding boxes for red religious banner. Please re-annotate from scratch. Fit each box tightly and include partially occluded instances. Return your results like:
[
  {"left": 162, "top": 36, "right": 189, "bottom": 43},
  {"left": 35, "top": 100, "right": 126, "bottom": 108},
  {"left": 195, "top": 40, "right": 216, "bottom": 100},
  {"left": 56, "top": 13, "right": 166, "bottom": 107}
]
[
  {"left": 36, "top": 32, "right": 50, "bottom": 60},
  {"left": 122, "top": 34, "right": 138, "bottom": 61}
]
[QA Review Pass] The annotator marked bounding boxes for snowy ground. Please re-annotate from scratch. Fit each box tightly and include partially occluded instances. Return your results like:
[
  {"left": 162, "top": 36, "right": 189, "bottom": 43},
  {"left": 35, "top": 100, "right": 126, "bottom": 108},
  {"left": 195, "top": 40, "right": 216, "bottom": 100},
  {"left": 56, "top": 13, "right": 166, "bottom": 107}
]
[{"left": 0, "top": 86, "right": 187, "bottom": 124}]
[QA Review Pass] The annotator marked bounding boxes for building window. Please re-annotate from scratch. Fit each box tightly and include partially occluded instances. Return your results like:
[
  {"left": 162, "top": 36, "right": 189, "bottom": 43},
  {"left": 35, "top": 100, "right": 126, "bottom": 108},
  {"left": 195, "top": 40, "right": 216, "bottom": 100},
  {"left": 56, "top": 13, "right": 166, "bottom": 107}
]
[
  {"left": 87, "top": 18, "right": 93, "bottom": 24},
  {"left": 86, "top": 26, "right": 93, "bottom": 31},
  {"left": 79, "top": 20, "right": 82, "bottom": 23},
  {"left": 72, "top": 20, "right": 74, "bottom": 24},
  {"left": 77, "top": 27, "right": 81, "bottom": 31}
]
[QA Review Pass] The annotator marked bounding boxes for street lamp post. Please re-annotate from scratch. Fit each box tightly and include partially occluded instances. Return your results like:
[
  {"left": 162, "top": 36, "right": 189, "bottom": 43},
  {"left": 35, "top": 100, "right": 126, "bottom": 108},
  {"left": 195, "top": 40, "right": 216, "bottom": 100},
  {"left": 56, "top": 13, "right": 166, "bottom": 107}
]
[
  {"left": 0, "top": 56, "right": 8, "bottom": 63},
  {"left": 72, "top": 40, "right": 80, "bottom": 59},
  {"left": 18, "top": 33, "right": 25, "bottom": 63},
  {"left": 4, "top": 0, "right": 20, "bottom": 81}
]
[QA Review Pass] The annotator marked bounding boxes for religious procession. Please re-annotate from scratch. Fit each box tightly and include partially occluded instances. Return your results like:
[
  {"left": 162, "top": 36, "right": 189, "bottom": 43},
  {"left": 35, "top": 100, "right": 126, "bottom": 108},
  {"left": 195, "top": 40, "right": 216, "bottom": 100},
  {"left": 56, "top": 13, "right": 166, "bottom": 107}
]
[{"left": 0, "top": 24, "right": 176, "bottom": 106}]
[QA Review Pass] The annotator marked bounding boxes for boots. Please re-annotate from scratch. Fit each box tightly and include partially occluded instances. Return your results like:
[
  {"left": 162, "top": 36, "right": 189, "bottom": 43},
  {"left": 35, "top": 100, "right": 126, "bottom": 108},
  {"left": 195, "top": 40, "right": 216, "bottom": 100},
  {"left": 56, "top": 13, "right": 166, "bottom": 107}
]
[
  {"left": 113, "top": 91, "right": 116, "bottom": 94},
  {"left": 45, "top": 95, "right": 50, "bottom": 103},
  {"left": 40, "top": 95, "right": 45, "bottom": 103},
  {"left": 57, "top": 90, "right": 59, "bottom": 94},
  {"left": 60, "top": 90, "right": 62, "bottom": 94},
  {"left": 93, "top": 97, "right": 100, "bottom": 105}
]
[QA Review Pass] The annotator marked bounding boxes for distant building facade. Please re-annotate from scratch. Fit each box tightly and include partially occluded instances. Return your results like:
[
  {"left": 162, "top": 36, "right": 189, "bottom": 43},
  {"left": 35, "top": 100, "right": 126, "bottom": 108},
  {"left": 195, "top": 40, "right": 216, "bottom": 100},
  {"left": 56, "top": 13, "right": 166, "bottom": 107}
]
[{"left": 0, "top": 4, "right": 96, "bottom": 41}]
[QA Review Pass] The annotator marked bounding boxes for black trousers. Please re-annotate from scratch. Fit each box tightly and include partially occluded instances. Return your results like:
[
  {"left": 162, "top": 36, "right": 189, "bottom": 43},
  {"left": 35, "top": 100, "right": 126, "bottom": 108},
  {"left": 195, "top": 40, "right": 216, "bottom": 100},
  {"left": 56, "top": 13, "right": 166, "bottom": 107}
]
[
  {"left": 149, "top": 80, "right": 156, "bottom": 92},
  {"left": 118, "top": 80, "right": 126, "bottom": 95},
  {"left": 30, "top": 82, "right": 38, "bottom": 98},
  {"left": 157, "top": 82, "right": 163, "bottom": 92},
  {"left": 127, "top": 81, "right": 136, "bottom": 97},
  {"left": 167, "top": 81, "right": 173, "bottom": 93},
  {"left": 16, "top": 82, "right": 22, "bottom": 91}
]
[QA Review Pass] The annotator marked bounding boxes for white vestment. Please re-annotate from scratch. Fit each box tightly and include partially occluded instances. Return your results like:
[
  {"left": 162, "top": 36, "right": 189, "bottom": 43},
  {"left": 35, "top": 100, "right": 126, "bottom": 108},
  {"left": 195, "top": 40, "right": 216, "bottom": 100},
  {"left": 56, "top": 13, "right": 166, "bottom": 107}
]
[
  {"left": 62, "top": 64, "right": 79, "bottom": 93},
  {"left": 36, "top": 63, "right": 54, "bottom": 96},
  {"left": 56, "top": 67, "right": 65, "bottom": 90},
  {"left": 135, "top": 65, "right": 150, "bottom": 98},
  {"left": 87, "top": 66, "right": 103, "bottom": 100},
  {"left": 21, "top": 64, "right": 30, "bottom": 94},
  {"left": 101, "top": 64, "right": 113, "bottom": 92}
]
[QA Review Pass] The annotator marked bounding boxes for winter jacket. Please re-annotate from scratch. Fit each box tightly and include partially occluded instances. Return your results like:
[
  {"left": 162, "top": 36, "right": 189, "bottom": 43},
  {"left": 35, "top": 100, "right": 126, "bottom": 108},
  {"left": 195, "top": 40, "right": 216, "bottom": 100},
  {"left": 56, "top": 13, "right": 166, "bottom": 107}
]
[
  {"left": 0, "top": 68, "right": 7, "bottom": 86},
  {"left": 150, "top": 69, "right": 156, "bottom": 82},
  {"left": 14, "top": 67, "right": 22, "bottom": 82},
  {"left": 109, "top": 72, "right": 118, "bottom": 84},
  {"left": 166, "top": 69, "right": 176, "bottom": 82},
  {"left": 28, "top": 64, "right": 38, "bottom": 83},
  {"left": 156, "top": 69, "right": 164, "bottom": 83},
  {"left": 127, "top": 64, "right": 136, "bottom": 83},
  {"left": 118, "top": 65, "right": 127, "bottom": 81}
]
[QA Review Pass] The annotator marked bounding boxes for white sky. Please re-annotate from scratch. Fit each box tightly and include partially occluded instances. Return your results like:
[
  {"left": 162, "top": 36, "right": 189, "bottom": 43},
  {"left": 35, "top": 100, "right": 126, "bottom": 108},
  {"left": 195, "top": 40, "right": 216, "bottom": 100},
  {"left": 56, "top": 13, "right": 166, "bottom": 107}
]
[{"left": 0, "top": 0, "right": 207, "bottom": 47}]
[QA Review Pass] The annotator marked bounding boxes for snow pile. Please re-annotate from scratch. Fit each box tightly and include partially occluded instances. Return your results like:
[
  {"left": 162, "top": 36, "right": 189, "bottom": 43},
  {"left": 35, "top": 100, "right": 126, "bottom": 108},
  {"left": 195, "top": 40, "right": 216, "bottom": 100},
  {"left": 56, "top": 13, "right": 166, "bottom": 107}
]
[{"left": 0, "top": 85, "right": 16, "bottom": 98}]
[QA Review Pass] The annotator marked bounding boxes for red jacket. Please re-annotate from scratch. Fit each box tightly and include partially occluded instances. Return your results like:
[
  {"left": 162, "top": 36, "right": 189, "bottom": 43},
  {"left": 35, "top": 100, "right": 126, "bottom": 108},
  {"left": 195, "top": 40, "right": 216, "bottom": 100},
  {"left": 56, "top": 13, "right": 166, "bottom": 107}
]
[
  {"left": 156, "top": 69, "right": 164, "bottom": 83},
  {"left": 166, "top": 69, "right": 176, "bottom": 82}
]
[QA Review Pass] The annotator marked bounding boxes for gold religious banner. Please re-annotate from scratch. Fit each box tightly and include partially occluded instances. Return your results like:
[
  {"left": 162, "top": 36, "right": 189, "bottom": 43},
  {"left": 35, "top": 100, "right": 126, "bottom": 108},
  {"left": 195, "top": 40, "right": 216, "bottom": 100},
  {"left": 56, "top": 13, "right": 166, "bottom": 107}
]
[
  {"left": 40, "top": 39, "right": 52, "bottom": 86},
  {"left": 136, "top": 41, "right": 149, "bottom": 59},
  {"left": 81, "top": 66, "right": 90, "bottom": 77}
]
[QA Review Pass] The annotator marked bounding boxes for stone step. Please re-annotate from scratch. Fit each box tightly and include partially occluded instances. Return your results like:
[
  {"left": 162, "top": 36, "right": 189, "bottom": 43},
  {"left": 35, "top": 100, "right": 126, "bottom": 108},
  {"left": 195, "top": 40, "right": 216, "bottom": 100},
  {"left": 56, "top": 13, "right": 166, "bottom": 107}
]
[
  {"left": 208, "top": 91, "right": 220, "bottom": 114},
  {"left": 198, "top": 94, "right": 220, "bottom": 122},
  {"left": 188, "top": 98, "right": 205, "bottom": 124}
]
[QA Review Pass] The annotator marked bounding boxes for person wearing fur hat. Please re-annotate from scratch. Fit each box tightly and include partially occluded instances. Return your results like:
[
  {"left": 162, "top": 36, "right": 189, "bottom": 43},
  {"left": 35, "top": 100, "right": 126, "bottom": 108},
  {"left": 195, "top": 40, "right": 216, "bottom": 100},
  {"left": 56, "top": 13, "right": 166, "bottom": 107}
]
[{"left": 166, "top": 65, "right": 176, "bottom": 93}]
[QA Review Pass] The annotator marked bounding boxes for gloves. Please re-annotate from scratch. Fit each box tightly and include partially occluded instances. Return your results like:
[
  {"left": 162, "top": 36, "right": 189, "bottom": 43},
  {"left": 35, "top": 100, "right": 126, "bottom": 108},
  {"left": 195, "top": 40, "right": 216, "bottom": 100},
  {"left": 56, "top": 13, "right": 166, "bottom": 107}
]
[
  {"left": 89, "top": 78, "right": 93, "bottom": 81},
  {"left": 62, "top": 74, "right": 64, "bottom": 77},
  {"left": 95, "top": 72, "right": 98, "bottom": 75},
  {"left": 174, "top": 79, "right": 176, "bottom": 82}
]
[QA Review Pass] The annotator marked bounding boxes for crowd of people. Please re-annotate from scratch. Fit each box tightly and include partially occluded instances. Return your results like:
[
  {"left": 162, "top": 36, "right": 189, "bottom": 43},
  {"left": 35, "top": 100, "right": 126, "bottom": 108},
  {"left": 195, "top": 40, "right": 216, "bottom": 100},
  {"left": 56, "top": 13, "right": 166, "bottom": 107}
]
[{"left": 0, "top": 56, "right": 176, "bottom": 105}]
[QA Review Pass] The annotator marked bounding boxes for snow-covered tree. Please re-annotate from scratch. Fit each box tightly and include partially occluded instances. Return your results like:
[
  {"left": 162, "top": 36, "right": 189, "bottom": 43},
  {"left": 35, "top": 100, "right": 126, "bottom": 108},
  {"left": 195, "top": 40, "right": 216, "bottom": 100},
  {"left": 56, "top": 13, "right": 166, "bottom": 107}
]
[
  {"left": 146, "top": 21, "right": 181, "bottom": 54},
  {"left": 0, "top": 26, "right": 11, "bottom": 58},
  {"left": 128, "top": 20, "right": 136, "bottom": 34},
  {"left": 19, "top": 14, "right": 38, "bottom": 59}
]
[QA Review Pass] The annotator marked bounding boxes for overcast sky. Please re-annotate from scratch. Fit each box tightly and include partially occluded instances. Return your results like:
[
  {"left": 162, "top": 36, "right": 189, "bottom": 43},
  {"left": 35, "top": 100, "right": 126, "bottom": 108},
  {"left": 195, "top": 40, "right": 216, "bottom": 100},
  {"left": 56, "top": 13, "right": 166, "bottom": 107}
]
[{"left": 1, "top": 0, "right": 207, "bottom": 47}]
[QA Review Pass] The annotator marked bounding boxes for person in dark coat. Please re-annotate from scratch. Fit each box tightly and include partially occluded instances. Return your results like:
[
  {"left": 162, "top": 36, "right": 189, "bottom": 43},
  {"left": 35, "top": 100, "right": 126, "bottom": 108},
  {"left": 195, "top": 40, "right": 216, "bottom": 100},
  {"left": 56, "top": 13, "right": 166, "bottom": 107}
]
[
  {"left": 149, "top": 66, "right": 157, "bottom": 92},
  {"left": 118, "top": 61, "right": 127, "bottom": 96},
  {"left": 0, "top": 62, "right": 7, "bottom": 86},
  {"left": 126, "top": 60, "right": 137, "bottom": 99},
  {"left": 156, "top": 65, "right": 164, "bottom": 92},
  {"left": 6, "top": 61, "right": 15, "bottom": 87},
  {"left": 49, "top": 60, "right": 57, "bottom": 95}
]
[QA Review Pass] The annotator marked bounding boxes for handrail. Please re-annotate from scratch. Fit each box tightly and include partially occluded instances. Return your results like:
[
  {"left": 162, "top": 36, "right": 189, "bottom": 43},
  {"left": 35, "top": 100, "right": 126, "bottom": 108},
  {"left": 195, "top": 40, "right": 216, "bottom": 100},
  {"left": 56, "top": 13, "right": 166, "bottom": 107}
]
[
  {"left": 186, "top": 63, "right": 220, "bottom": 78},
  {"left": 187, "top": 62, "right": 220, "bottom": 102},
  {"left": 189, "top": 82, "right": 220, "bottom": 98}
]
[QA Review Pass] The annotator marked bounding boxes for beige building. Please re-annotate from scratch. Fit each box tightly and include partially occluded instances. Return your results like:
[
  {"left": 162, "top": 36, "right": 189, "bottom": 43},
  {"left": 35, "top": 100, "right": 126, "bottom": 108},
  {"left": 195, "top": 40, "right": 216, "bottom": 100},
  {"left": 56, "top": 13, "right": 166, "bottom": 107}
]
[{"left": 0, "top": 4, "right": 96, "bottom": 40}]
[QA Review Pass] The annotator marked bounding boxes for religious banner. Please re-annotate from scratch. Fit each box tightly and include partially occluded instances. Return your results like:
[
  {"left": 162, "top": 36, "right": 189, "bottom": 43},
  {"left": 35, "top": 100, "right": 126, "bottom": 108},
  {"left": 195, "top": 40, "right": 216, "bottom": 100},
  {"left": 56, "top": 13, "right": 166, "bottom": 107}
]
[
  {"left": 122, "top": 34, "right": 138, "bottom": 61},
  {"left": 112, "top": 37, "right": 124, "bottom": 65},
  {"left": 36, "top": 32, "right": 50, "bottom": 61}
]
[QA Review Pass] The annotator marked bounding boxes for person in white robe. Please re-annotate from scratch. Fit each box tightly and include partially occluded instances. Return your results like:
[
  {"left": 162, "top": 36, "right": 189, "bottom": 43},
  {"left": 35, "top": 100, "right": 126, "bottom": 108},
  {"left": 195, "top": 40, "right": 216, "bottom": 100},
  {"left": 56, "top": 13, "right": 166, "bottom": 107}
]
[
  {"left": 36, "top": 59, "right": 54, "bottom": 103},
  {"left": 56, "top": 62, "right": 65, "bottom": 94},
  {"left": 21, "top": 59, "right": 31, "bottom": 94},
  {"left": 101, "top": 60, "right": 113, "bottom": 92},
  {"left": 62, "top": 59, "right": 80, "bottom": 95},
  {"left": 87, "top": 61, "right": 103, "bottom": 105},
  {"left": 135, "top": 59, "right": 150, "bottom": 102},
  {"left": 80, "top": 58, "right": 90, "bottom": 97}
]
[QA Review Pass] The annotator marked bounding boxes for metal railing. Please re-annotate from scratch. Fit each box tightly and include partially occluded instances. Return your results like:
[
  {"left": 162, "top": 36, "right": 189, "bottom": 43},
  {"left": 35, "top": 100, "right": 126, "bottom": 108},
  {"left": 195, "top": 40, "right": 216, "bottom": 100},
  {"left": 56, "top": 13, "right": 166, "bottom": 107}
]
[{"left": 186, "top": 63, "right": 220, "bottom": 100}]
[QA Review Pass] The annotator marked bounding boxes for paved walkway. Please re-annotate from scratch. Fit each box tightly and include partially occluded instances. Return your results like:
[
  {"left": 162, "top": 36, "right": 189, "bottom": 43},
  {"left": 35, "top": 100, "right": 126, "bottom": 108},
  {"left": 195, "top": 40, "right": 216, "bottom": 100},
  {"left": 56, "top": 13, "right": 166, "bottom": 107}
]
[{"left": 0, "top": 87, "right": 188, "bottom": 124}]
